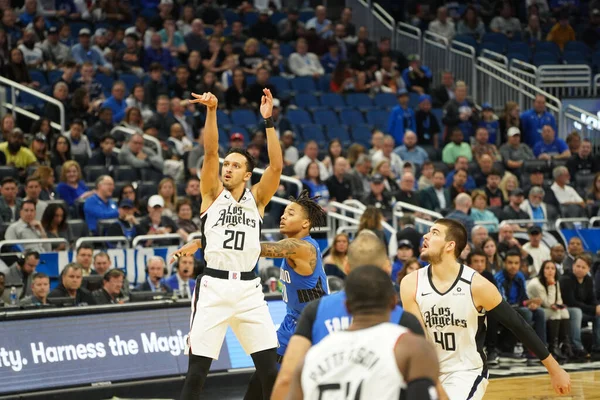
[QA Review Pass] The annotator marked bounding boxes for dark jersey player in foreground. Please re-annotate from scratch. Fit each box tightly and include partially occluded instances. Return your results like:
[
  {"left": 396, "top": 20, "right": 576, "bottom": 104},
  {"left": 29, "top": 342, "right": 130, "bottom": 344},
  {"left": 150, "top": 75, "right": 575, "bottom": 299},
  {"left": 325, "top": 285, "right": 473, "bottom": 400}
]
[
  {"left": 401, "top": 218, "right": 570, "bottom": 399},
  {"left": 286, "top": 265, "right": 440, "bottom": 400},
  {"left": 176, "top": 89, "right": 282, "bottom": 400},
  {"left": 271, "top": 230, "right": 424, "bottom": 399}
]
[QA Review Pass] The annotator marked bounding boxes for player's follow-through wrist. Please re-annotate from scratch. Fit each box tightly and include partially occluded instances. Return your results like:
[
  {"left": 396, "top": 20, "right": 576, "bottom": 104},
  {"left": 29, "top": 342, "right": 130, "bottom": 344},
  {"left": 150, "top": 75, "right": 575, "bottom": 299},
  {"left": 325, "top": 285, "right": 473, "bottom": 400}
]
[{"left": 264, "top": 117, "right": 274, "bottom": 128}]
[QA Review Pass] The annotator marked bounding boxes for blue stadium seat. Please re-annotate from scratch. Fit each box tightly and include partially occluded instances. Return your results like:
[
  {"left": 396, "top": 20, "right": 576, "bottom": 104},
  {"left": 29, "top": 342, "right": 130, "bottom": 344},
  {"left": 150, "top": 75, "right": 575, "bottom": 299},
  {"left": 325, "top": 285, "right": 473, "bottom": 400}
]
[
  {"left": 243, "top": 12, "right": 258, "bottom": 27},
  {"left": 507, "top": 42, "right": 531, "bottom": 58},
  {"left": 480, "top": 41, "right": 505, "bottom": 55},
  {"left": 340, "top": 108, "right": 365, "bottom": 125},
  {"left": 291, "top": 76, "right": 317, "bottom": 93},
  {"left": 350, "top": 124, "right": 372, "bottom": 147},
  {"left": 295, "top": 93, "right": 319, "bottom": 108},
  {"left": 563, "top": 51, "right": 589, "bottom": 65},
  {"left": 231, "top": 109, "right": 259, "bottom": 126},
  {"left": 299, "top": 124, "right": 327, "bottom": 145},
  {"left": 119, "top": 73, "right": 141, "bottom": 92},
  {"left": 535, "top": 42, "right": 561, "bottom": 58},
  {"left": 532, "top": 51, "right": 559, "bottom": 66},
  {"left": 345, "top": 93, "right": 373, "bottom": 110},
  {"left": 593, "top": 51, "right": 600, "bottom": 71},
  {"left": 259, "top": 42, "right": 269, "bottom": 57},
  {"left": 286, "top": 109, "right": 313, "bottom": 125},
  {"left": 408, "top": 92, "right": 420, "bottom": 109},
  {"left": 246, "top": 75, "right": 257, "bottom": 85},
  {"left": 270, "top": 76, "right": 291, "bottom": 96},
  {"left": 482, "top": 32, "right": 509, "bottom": 51},
  {"left": 280, "top": 43, "right": 294, "bottom": 57},
  {"left": 224, "top": 9, "right": 240, "bottom": 24},
  {"left": 507, "top": 52, "right": 529, "bottom": 62},
  {"left": 320, "top": 93, "right": 345, "bottom": 109},
  {"left": 216, "top": 109, "right": 232, "bottom": 125},
  {"left": 327, "top": 126, "right": 352, "bottom": 146},
  {"left": 453, "top": 35, "right": 478, "bottom": 50},
  {"left": 374, "top": 93, "right": 397, "bottom": 108},
  {"left": 29, "top": 70, "right": 47, "bottom": 86},
  {"left": 95, "top": 74, "right": 114, "bottom": 96},
  {"left": 431, "top": 108, "right": 444, "bottom": 132},
  {"left": 564, "top": 41, "right": 590, "bottom": 56},
  {"left": 0, "top": 166, "right": 17, "bottom": 180},
  {"left": 299, "top": 10, "right": 314, "bottom": 23},
  {"left": 366, "top": 109, "right": 390, "bottom": 131},
  {"left": 19, "top": 91, "right": 45, "bottom": 109},
  {"left": 313, "top": 110, "right": 340, "bottom": 125},
  {"left": 318, "top": 75, "right": 331, "bottom": 92},
  {"left": 270, "top": 11, "right": 286, "bottom": 25},
  {"left": 48, "top": 70, "right": 63, "bottom": 84}
]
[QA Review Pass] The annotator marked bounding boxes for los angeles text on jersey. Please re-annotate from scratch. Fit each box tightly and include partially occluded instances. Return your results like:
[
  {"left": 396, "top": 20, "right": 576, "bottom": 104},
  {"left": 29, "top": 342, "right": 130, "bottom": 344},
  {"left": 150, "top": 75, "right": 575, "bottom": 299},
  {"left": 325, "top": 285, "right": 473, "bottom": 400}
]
[
  {"left": 423, "top": 306, "right": 467, "bottom": 330},
  {"left": 212, "top": 204, "right": 257, "bottom": 228},
  {"left": 305, "top": 347, "right": 381, "bottom": 383}
]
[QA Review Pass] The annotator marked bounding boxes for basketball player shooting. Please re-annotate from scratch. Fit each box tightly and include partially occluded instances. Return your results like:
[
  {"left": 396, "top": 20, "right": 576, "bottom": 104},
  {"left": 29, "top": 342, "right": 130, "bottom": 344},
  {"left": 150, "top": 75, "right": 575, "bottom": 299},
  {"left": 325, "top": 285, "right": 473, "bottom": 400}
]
[
  {"left": 176, "top": 89, "right": 283, "bottom": 400},
  {"left": 400, "top": 219, "right": 571, "bottom": 400},
  {"left": 286, "top": 265, "right": 441, "bottom": 400}
]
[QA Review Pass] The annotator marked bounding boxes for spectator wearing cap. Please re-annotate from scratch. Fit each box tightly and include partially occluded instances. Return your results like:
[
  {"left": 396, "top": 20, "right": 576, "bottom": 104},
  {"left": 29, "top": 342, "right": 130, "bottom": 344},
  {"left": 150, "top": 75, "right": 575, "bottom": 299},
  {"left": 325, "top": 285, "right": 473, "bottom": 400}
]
[
  {"left": 479, "top": 103, "right": 500, "bottom": 146},
  {"left": 361, "top": 173, "right": 395, "bottom": 222},
  {"left": 115, "top": 32, "right": 143, "bottom": 76},
  {"left": 523, "top": 225, "right": 550, "bottom": 276},
  {"left": 428, "top": 6, "right": 455, "bottom": 41},
  {"left": 394, "top": 130, "right": 429, "bottom": 167},
  {"left": 71, "top": 28, "right": 113, "bottom": 74},
  {"left": 499, "top": 127, "right": 535, "bottom": 175},
  {"left": 0, "top": 177, "right": 23, "bottom": 223},
  {"left": 228, "top": 132, "right": 245, "bottom": 151},
  {"left": 414, "top": 94, "right": 440, "bottom": 149},
  {"left": 89, "top": 135, "right": 119, "bottom": 173},
  {"left": 470, "top": 190, "right": 499, "bottom": 232},
  {"left": 490, "top": 2, "right": 522, "bottom": 38},
  {"left": 392, "top": 239, "right": 414, "bottom": 282},
  {"left": 442, "top": 81, "right": 479, "bottom": 143},
  {"left": 550, "top": 166, "right": 585, "bottom": 208},
  {"left": 447, "top": 193, "right": 475, "bottom": 240},
  {"left": 502, "top": 188, "right": 530, "bottom": 221},
  {"left": 401, "top": 54, "right": 432, "bottom": 95},
  {"left": 533, "top": 125, "right": 570, "bottom": 160},
  {"left": 289, "top": 38, "right": 325, "bottom": 78},
  {"left": 75, "top": 61, "right": 105, "bottom": 102},
  {"left": 144, "top": 63, "right": 169, "bottom": 108},
  {"left": 520, "top": 94, "right": 558, "bottom": 148},
  {"left": 0, "top": 129, "right": 37, "bottom": 171},
  {"left": 92, "top": 28, "right": 113, "bottom": 60},
  {"left": 102, "top": 81, "right": 127, "bottom": 124},
  {"left": 83, "top": 175, "right": 118, "bottom": 234},
  {"left": 567, "top": 138, "right": 599, "bottom": 178},
  {"left": 420, "top": 169, "right": 451, "bottom": 213},
  {"left": 137, "top": 195, "right": 179, "bottom": 247},
  {"left": 144, "top": 32, "right": 175, "bottom": 72},
  {"left": 372, "top": 135, "right": 404, "bottom": 177},
  {"left": 442, "top": 127, "right": 473, "bottom": 165},
  {"left": 106, "top": 199, "right": 139, "bottom": 244},
  {"left": 30, "top": 133, "right": 49, "bottom": 166},
  {"left": 582, "top": 8, "right": 600, "bottom": 48},
  {"left": 119, "top": 133, "right": 164, "bottom": 176},
  {"left": 41, "top": 27, "right": 72, "bottom": 68},
  {"left": 306, "top": 5, "right": 333, "bottom": 39},
  {"left": 387, "top": 89, "right": 417, "bottom": 145},
  {"left": 49, "top": 263, "right": 96, "bottom": 305}
]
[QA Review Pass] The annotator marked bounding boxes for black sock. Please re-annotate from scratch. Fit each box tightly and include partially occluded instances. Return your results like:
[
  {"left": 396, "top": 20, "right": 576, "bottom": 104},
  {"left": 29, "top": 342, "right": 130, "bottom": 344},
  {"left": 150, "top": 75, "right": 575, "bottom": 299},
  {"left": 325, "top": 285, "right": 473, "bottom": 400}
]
[
  {"left": 180, "top": 354, "right": 212, "bottom": 400},
  {"left": 244, "top": 348, "right": 278, "bottom": 400}
]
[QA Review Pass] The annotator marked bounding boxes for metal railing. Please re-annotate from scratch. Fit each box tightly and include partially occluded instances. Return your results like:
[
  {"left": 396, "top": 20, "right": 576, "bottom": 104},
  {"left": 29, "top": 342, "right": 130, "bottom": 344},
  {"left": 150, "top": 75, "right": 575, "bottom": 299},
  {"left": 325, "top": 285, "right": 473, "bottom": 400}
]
[
  {"left": 0, "top": 238, "right": 69, "bottom": 251},
  {"left": 422, "top": 31, "right": 450, "bottom": 88},
  {"left": 536, "top": 65, "right": 593, "bottom": 99},
  {"left": 594, "top": 74, "right": 600, "bottom": 97},
  {"left": 0, "top": 76, "right": 66, "bottom": 133},
  {"left": 563, "top": 104, "right": 600, "bottom": 144},
  {"left": 342, "top": 199, "right": 366, "bottom": 210},
  {"left": 132, "top": 234, "right": 183, "bottom": 247},
  {"left": 589, "top": 217, "right": 600, "bottom": 226},
  {"left": 450, "top": 40, "right": 477, "bottom": 97},
  {"left": 345, "top": 0, "right": 371, "bottom": 35},
  {"left": 509, "top": 59, "right": 537, "bottom": 86},
  {"left": 480, "top": 49, "right": 508, "bottom": 69},
  {"left": 391, "top": 202, "right": 443, "bottom": 233},
  {"left": 395, "top": 22, "right": 421, "bottom": 58},
  {"left": 74, "top": 236, "right": 128, "bottom": 249},
  {"left": 372, "top": 3, "right": 395, "bottom": 48}
]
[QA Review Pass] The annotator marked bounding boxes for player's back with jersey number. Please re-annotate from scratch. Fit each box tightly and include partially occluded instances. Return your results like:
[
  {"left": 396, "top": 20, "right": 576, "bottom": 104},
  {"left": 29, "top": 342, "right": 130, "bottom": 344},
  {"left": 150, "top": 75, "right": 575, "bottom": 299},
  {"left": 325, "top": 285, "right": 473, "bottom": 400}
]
[
  {"left": 311, "top": 291, "right": 404, "bottom": 344},
  {"left": 201, "top": 188, "right": 262, "bottom": 272},
  {"left": 280, "top": 236, "right": 328, "bottom": 319},
  {"left": 301, "top": 322, "right": 408, "bottom": 400},
  {"left": 415, "top": 264, "right": 487, "bottom": 375}
]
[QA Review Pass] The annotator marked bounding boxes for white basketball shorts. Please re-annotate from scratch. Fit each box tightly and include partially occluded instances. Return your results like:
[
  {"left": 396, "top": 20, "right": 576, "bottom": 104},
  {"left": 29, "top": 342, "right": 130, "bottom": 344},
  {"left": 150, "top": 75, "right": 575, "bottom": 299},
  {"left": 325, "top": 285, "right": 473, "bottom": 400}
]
[{"left": 440, "top": 370, "right": 488, "bottom": 400}]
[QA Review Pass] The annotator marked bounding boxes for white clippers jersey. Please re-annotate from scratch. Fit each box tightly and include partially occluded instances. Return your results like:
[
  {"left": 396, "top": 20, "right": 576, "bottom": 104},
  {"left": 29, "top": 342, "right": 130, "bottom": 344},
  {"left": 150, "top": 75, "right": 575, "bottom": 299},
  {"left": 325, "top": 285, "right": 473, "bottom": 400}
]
[
  {"left": 416, "top": 264, "right": 487, "bottom": 375},
  {"left": 301, "top": 323, "right": 407, "bottom": 400},
  {"left": 200, "top": 188, "right": 262, "bottom": 272}
]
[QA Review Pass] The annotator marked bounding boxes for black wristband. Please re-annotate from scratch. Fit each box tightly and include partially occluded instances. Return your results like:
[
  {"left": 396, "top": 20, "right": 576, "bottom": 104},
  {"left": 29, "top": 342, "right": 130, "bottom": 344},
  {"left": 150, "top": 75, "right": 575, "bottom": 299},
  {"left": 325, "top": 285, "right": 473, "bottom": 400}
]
[{"left": 264, "top": 117, "right": 274, "bottom": 128}]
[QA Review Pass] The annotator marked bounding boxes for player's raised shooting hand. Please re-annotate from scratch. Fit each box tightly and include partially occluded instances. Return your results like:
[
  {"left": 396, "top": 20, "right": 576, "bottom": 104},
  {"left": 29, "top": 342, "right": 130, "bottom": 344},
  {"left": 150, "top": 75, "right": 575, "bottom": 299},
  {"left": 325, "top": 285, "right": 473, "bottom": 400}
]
[
  {"left": 260, "top": 88, "right": 273, "bottom": 119},
  {"left": 550, "top": 367, "right": 571, "bottom": 395},
  {"left": 190, "top": 92, "right": 218, "bottom": 109},
  {"left": 169, "top": 239, "right": 202, "bottom": 264}
]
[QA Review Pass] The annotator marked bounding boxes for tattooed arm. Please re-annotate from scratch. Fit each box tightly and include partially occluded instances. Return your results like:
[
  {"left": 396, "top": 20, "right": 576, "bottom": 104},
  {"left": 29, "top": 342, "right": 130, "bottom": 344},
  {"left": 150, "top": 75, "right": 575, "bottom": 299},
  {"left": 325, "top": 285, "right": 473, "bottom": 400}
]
[{"left": 260, "top": 239, "right": 317, "bottom": 276}]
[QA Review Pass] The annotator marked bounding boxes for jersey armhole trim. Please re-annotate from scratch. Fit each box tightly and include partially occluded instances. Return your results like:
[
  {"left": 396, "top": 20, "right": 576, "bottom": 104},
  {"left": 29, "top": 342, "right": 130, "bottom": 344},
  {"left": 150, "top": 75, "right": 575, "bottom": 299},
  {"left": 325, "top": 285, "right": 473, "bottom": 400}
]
[
  {"left": 200, "top": 187, "right": 224, "bottom": 217},
  {"left": 414, "top": 268, "right": 419, "bottom": 302},
  {"left": 248, "top": 189, "right": 264, "bottom": 222},
  {"left": 469, "top": 276, "right": 485, "bottom": 315}
]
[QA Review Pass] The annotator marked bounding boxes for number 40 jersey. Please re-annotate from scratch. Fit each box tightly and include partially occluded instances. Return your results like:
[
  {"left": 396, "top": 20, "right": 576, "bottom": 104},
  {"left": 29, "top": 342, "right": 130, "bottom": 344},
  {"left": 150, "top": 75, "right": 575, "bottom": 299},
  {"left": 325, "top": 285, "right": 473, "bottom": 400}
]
[
  {"left": 200, "top": 188, "right": 262, "bottom": 272},
  {"left": 415, "top": 264, "right": 487, "bottom": 375}
]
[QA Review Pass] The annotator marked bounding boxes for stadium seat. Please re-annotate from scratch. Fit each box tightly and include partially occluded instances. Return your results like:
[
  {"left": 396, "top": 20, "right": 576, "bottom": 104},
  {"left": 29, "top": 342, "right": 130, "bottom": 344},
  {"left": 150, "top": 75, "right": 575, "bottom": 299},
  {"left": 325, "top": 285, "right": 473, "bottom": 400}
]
[
  {"left": 270, "top": 76, "right": 291, "bottom": 94},
  {"left": 408, "top": 92, "right": 421, "bottom": 109},
  {"left": 320, "top": 93, "right": 345, "bottom": 109},
  {"left": 563, "top": 51, "right": 589, "bottom": 65},
  {"left": 119, "top": 73, "right": 141, "bottom": 92},
  {"left": 318, "top": 75, "right": 331, "bottom": 92},
  {"left": 313, "top": 110, "right": 340, "bottom": 125},
  {"left": 223, "top": 9, "right": 240, "bottom": 24},
  {"left": 532, "top": 51, "right": 559, "bottom": 66},
  {"left": 96, "top": 218, "right": 118, "bottom": 236},
  {"left": 534, "top": 42, "right": 561, "bottom": 58},
  {"left": 231, "top": 109, "right": 259, "bottom": 127},
  {"left": 345, "top": 93, "right": 373, "bottom": 110},
  {"left": 18, "top": 91, "right": 45, "bottom": 109},
  {"left": 73, "top": 153, "right": 89, "bottom": 167},
  {"left": 453, "top": 35, "right": 478, "bottom": 50},
  {"left": 507, "top": 52, "right": 529, "bottom": 62},
  {"left": 327, "top": 126, "right": 352, "bottom": 146},
  {"left": 48, "top": 70, "right": 63, "bottom": 84},
  {"left": 374, "top": 93, "right": 397, "bottom": 108},
  {"left": 216, "top": 109, "right": 232, "bottom": 125},
  {"left": 138, "top": 181, "right": 158, "bottom": 199},
  {"left": 299, "top": 10, "right": 314, "bottom": 23},
  {"left": 431, "top": 161, "right": 449, "bottom": 174},
  {"left": 140, "top": 168, "right": 163, "bottom": 182},
  {"left": 113, "top": 165, "right": 139, "bottom": 182},
  {"left": 0, "top": 166, "right": 17, "bottom": 180},
  {"left": 291, "top": 76, "right": 317, "bottom": 93},
  {"left": 507, "top": 42, "right": 531, "bottom": 58},
  {"left": 366, "top": 109, "right": 390, "bottom": 131},
  {"left": 286, "top": 109, "right": 313, "bottom": 125},
  {"left": 84, "top": 165, "right": 109, "bottom": 182},
  {"left": 350, "top": 124, "right": 372, "bottom": 147},
  {"left": 592, "top": 51, "right": 600, "bottom": 71},
  {"left": 575, "top": 173, "right": 594, "bottom": 192},
  {"left": 280, "top": 43, "right": 294, "bottom": 57},
  {"left": 524, "top": 160, "right": 551, "bottom": 174},
  {"left": 28, "top": 70, "right": 47, "bottom": 86},
  {"left": 67, "top": 219, "right": 89, "bottom": 241},
  {"left": 480, "top": 41, "right": 505, "bottom": 55},
  {"left": 294, "top": 93, "right": 319, "bottom": 109},
  {"left": 270, "top": 11, "right": 286, "bottom": 25},
  {"left": 482, "top": 32, "right": 509, "bottom": 51},
  {"left": 564, "top": 41, "right": 591, "bottom": 57},
  {"left": 299, "top": 124, "right": 327, "bottom": 145},
  {"left": 259, "top": 42, "right": 269, "bottom": 57},
  {"left": 96, "top": 74, "right": 114, "bottom": 97},
  {"left": 340, "top": 108, "right": 365, "bottom": 125},
  {"left": 243, "top": 11, "right": 258, "bottom": 27}
]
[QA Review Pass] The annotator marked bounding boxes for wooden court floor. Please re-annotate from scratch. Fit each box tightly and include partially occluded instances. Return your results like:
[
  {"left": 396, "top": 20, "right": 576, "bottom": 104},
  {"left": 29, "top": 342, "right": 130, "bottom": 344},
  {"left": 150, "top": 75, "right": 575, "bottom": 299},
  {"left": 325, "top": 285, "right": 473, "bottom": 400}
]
[{"left": 486, "top": 370, "right": 600, "bottom": 399}]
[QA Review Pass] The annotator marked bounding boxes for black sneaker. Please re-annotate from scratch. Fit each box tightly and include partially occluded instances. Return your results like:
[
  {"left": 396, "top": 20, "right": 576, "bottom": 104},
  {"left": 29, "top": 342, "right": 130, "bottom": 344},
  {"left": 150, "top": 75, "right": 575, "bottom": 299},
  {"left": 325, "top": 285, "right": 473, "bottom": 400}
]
[
  {"left": 498, "top": 352, "right": 527, "bottom": 363},
  {"left": 487, "top": 350, "right": 499, "bottom": 367}
]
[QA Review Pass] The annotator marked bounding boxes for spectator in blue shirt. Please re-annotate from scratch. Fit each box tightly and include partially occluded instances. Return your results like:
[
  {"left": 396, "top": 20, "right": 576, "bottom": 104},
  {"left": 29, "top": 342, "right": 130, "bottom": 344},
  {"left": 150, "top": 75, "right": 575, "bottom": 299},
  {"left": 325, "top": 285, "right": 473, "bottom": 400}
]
[
  {"left": 445, "top": 156, "right": 477, "bottom": 190},
  {"left": 71, "top": 28, "right": 113, "bottom": 75},
  {"left": 394, "top": 130, "right": 429, "bottom": 167},
  {"left": 321, "top": 42, "right": 341, "bottom": 74},
  {"left": 305, "top": 5, "right": 333, "bottom": 39},
  {"left": 56, "top": 160, "right": 94, "bottom": 207},
  {"left": 18, "top": 0, "right": 41, "bottom": 27},
  {"left": 144, "top": 32, "right": 175, "bottom": 72},
  {"left": 387, "top": 89, "right": 417, "bottom": 145},
  {"left": 533, "top": 124, "right": 571, "bottom": 160},
  {"left": 165, "top": 254, "right": 196, "bottom": 297},
  {"left": 520, "top": 94, "right": 558, "bottom": 148},
  {"left": 401, "top": 54, "right": 432, "bottom": 95},
  {"left": 83, "top": 175, "right": 119, "bottom": 234},
  {"left": 102, "top": 81, "right": 128, "bottom": 124}
]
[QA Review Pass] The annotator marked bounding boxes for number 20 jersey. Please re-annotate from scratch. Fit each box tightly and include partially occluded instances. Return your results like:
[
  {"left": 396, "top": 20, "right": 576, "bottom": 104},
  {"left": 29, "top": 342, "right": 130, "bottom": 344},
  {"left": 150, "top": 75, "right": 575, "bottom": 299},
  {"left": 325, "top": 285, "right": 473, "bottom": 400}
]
[
  {"left": 415, "top": 264, "right": 487, "bottom": 375},
  {"left": 200, "top": 188, "right": 262, "bottom": 272}
]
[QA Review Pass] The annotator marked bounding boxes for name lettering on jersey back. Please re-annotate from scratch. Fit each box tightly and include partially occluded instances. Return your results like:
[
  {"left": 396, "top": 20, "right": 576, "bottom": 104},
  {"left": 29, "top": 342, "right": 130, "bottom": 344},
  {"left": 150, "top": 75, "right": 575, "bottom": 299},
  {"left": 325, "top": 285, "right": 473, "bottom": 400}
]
[
  {"left": 423, "top": 306, "right": 467, "bottom": 330},
  {"left": 307, "top": 347, "right": 380, "bottom": 383},
  {"left": 212, "top": 204, "right": 257, "bottom": 228},
  {"left": 324, "top": 317, "right": 351, "bottom": 334}
]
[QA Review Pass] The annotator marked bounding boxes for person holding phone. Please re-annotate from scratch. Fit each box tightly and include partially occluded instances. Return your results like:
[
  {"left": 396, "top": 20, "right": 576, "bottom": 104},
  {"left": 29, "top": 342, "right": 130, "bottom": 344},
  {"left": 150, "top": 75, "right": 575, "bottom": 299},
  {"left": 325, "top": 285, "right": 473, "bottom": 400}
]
[{"left": 527, "top": 260, "right": 574, "bottom": 361}]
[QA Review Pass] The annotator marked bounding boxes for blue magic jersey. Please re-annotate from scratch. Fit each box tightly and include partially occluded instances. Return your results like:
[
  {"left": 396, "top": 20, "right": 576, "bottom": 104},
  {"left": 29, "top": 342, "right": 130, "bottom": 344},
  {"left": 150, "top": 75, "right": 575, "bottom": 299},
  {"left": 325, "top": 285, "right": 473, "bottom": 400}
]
[
  {"left": 311, "top": 291, "right": 405, "bottom": 345},
  {"left": 279, "top": 236, "right": 328, "bottom": 319}
]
